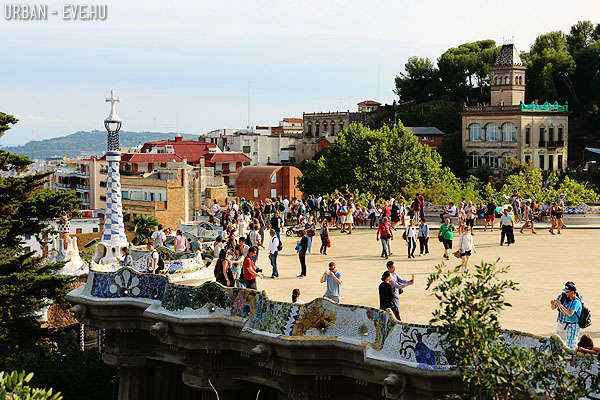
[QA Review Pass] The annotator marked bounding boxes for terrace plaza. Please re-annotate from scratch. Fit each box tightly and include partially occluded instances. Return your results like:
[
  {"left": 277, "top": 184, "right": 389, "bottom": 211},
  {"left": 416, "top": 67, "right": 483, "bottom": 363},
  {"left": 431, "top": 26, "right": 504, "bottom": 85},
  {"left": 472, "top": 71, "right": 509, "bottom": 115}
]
[{"left": 248, "top": 225, "right": 600, "bottom": 342}]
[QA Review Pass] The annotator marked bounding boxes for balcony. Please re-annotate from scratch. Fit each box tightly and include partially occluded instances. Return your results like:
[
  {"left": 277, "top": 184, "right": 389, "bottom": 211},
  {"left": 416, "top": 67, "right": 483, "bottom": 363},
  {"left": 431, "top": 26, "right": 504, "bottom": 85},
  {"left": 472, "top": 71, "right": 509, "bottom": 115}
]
[
  {"left": 547, "top": 140, "right": 565, "bottom": 148},
  {"left": 54, "top": 182, "right": 73, "bottom": 190},
  {"left": 56, "top": 169, "right": 89, "bottom": 178},
  {"left": 76, "top": 184, "right": 90, "bottom": 192},
  {"left": 463, "top": 104, "right": 520, "bottom": 113}
]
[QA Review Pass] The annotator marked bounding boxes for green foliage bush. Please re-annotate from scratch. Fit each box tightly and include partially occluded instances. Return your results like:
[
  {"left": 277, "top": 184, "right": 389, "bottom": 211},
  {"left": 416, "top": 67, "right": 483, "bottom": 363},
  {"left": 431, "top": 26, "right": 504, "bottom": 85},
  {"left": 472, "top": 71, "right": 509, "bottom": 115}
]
[{"left": 0, "top": 370, "right": 61, "bottom": 400}]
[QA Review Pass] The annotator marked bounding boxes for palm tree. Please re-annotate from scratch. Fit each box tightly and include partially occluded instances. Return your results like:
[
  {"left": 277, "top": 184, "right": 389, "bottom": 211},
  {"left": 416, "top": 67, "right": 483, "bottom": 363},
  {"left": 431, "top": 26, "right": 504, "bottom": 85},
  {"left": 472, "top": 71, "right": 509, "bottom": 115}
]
[{"left": 128, "top": 214, "right": 158, "bottom": 245}]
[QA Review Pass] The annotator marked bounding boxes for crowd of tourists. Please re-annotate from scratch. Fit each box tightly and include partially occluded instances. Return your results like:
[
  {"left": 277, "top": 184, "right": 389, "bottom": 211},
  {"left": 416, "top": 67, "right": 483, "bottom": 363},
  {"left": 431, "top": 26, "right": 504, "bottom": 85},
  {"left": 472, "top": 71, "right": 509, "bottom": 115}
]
[{"left": 129, "top": 190, "right": 587, "bottom": 351}]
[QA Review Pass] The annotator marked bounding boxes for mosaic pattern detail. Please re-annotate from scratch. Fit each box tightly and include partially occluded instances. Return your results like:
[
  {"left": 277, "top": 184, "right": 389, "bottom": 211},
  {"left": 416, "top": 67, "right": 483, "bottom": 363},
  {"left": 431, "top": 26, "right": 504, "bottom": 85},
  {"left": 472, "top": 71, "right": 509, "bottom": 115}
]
[
  {"left": 80, "top": 272, "right": 600, "bottom": 382},
  {"left": 101, "top": 156, "right": 127, "bottom": 244},
  {"left": 90, "top": 268, "right": 167, "bottom": 300}
]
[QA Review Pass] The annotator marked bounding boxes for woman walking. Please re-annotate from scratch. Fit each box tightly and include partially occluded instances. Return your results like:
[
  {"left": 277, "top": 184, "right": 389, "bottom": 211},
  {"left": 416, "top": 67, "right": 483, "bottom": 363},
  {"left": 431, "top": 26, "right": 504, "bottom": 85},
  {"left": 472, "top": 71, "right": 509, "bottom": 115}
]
[
  {"left": 320, "top": 219, "right": 330, "bottom": 255},
  {"left": 214, "top": 249, "right": 234, "bottom": 287},
  {"left": 417, "top": 218, "right": 429, "bottom": 256},
  {"left": 456, "top": 225, "right": 475, "bottom": 272},
  {"left": 345, "top": 198, "right": 356, "bottom": 234},
  {"left": 404, "top": 219, "right": 417, "bottom": 259}
]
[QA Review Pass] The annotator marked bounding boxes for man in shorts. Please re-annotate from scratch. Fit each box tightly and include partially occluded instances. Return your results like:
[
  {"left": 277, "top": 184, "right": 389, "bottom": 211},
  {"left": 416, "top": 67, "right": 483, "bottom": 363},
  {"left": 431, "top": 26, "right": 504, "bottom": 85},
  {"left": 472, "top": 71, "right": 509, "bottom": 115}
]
[
  {"left": 550, "top": 282, "right": 582, "bottom": 349},
  {"left": 464, "top": 201, "right": 476, "bottom": 235}
]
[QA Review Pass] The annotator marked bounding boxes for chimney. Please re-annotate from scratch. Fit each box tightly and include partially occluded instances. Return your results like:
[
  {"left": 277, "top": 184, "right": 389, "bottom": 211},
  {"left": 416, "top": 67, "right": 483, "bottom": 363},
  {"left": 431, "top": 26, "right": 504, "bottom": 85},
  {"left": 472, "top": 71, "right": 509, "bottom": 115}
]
[{"left": 174, "top": 134, "right": 183, "bottom": 142}]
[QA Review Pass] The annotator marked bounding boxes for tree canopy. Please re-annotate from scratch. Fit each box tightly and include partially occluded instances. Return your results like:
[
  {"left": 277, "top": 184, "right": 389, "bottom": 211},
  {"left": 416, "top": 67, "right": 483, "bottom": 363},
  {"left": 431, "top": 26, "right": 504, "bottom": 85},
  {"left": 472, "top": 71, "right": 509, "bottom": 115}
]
[{"left": 0, "top": 113, "right": 82, "bottom": 351}]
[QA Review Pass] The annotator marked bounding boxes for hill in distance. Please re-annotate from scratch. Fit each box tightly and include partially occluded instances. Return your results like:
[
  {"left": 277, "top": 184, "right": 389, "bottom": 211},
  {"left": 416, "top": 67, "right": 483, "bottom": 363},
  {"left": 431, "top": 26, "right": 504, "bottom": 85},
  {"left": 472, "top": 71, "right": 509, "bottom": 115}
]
[{"left": 3, "top": 130, "right": 202, "bottom": 159}]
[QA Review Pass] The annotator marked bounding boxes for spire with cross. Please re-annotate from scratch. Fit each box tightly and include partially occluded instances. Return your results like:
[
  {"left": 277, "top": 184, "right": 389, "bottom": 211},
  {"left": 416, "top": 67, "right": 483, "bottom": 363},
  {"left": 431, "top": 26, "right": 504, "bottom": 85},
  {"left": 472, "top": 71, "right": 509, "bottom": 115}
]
[{"left": 104, "top": 89, "right": 122, "bottom": 152}]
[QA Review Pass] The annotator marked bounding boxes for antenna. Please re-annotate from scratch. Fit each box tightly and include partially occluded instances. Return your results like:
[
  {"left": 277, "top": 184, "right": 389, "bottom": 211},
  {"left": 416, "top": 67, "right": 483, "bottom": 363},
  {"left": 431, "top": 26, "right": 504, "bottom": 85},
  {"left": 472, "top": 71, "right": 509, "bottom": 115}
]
[{"left": 247, "top": 81, "right": 251, "bottom": 132}]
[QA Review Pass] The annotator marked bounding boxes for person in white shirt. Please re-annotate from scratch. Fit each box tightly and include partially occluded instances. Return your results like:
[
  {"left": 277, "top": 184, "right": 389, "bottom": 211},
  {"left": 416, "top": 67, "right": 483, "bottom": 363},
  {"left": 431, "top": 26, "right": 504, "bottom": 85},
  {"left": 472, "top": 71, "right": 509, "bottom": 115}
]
[
  {"left": 440, "top": 202, "right": 457, "bottom": 223},
  {"left": 210, "top": 200, "right": 221, "bottom": 216},
  {"left": 404, "top": 219, "right": 418, "bottom": 259},
  {"left": 282, "top": 197, "right": 290, "bottom": 223},
  {"left": 456, "top": 226, "right": 475, "bottom": 272},
  {"left": 268, "top": 229, "right": 280, "bottom": 278},
  {"left": 500, "top": 208, "right": 515, "bottom": 246},
  {"left": 213, "top": 236, "right": 225, "bottom": 258},
  {"left": 238, "top": 237, "right": 250, "bottom": 257},
  {"left": 145, "top": 242, "right": 159, "bottom": 273},
  {"left": 151, "top": 225, "right": 166, "bottom": 248},
  {"left": 464, "top": 201, "right": 476, "bottom": 235}
]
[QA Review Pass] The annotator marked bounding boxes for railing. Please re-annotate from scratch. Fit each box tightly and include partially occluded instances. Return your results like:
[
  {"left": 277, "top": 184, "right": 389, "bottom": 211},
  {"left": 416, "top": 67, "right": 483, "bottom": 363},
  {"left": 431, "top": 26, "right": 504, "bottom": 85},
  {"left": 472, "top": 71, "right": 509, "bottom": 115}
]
[
  {"left": 76, "top": 184, "right": 90, "bottom": 191},
  {"left": 54, "top": 182, "right": 73, "bottom": 190},
  {"left": 547, "top": 140, "right": 565, "bottom": 147},
  {"left": 463, "top": 105, "right": 520, "bottom": 113}
]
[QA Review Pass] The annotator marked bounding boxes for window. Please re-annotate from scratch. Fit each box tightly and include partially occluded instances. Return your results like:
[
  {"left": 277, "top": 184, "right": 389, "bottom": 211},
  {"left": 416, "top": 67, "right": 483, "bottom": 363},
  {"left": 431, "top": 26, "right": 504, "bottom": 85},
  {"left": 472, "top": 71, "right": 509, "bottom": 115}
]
[
  {"left": 315, "top": 123, "right": 320, "bottom": 135},
  {"left": 504, "top": 76, "right": 508, "bottom": 84},
  {"left": 548, "top": 155, "right": 554, "bottom": 171},
  {"left": 149, "top": 193, "right": 155, "bottom": 201},
  {"left": 558, "top": 127, "right": 564, "bottom": 141},
  {"left": 122, "top": 191, "right": 130, "bottom": 200},
  {"left": 485, "top": 123, "right": 498, "bottom": 141},
  {"left": 494, "top": 76, "right": 498, "bottom": 85},
  {"left": 242, "top": 146, "right": 251, "bottom": 153},
  {"left": 307, "top": 125, "right": 312, "bottom": 137},
  {"left": 483, "top": 152, "right": 499, "bottom": 168},
  {"left": 525, "top": 127, "right": 531, "bottom": 145},
  {"left": 93, "top": 227, "right": 99, "bottom": 233},
  {"left": 524, "top": 155, "right": 531, "bottom": 165},
  {"left": 271, "top": 188, "right": 277, "bottom": 198},
  {"left": 558, "top": 155, "right": 563, "bottom": 170},
  {"left": 469, "top": 152, "right": 480, "bottom": 168},
  {"left": 331, "top": 122, "right": 336, "bottom": 136},
  {"left": 323, "top": 123, "right": 327, "bottom": 134},
  {"left": 253, "top": 188, "right": 258, "bottom": 198},
  {"left": 539, "top": 155, "right": 545, "bottom": 170},
  {"left": 539, "top": 127, "right": 545, "bottom": 143},
  {"left": 339, "top": 123, "right": 344, "bottom": 132},
  {"left": 468, "top": 124, "right": 482, "bottom": 141},
  {"left": 502, "top": 122, "right": 516, "bottom": 142},
  {"left": 270, "top": 173, "right": 276, "bottom": 183},
  {"left": 548, "top": 127, "right": 554, "bottom": 142}
]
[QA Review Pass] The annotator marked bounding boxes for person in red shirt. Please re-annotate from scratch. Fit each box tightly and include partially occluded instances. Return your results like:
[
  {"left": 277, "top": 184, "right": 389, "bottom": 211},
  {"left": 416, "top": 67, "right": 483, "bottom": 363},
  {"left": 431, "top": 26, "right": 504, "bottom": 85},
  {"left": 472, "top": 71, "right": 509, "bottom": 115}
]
[
  {"left": 376, "top": 216, "right": 394, "bottom": 259},
  {"left": 417, "top": 193, "right": 426, "bottom": 220},
  {"left": 242, "top": 246, "right": 259, "bottom": 289}
]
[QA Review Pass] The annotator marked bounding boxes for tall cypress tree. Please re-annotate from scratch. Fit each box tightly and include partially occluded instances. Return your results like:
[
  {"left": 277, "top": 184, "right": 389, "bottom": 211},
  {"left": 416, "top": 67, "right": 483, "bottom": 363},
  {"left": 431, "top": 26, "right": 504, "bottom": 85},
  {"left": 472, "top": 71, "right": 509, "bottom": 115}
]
[{"left": 0, "top": 112, "right": 81, "bottom": 352}]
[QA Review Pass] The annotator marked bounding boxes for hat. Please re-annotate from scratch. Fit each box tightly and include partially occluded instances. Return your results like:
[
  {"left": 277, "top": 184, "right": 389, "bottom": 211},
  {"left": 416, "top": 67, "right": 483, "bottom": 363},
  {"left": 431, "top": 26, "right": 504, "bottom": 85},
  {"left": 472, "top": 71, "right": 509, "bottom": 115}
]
[{"left": 563, "top": 282, "right": 577, "bottom": 293}]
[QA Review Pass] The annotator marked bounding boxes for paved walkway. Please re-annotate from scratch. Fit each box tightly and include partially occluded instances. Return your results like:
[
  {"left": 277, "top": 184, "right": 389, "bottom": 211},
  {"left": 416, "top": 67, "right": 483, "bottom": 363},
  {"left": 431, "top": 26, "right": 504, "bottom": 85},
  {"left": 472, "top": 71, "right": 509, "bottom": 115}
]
[{"left": 231, "top": 225, "right": 600, "bottom": 341}]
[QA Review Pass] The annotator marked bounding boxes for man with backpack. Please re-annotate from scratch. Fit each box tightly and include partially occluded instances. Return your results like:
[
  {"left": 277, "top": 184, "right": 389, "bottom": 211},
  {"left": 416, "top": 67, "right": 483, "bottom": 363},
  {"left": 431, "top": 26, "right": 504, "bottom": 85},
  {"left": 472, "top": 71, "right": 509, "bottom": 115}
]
[
  {"left": 145, "top": 242, "right": 164, "bottom": 274},
  {"left": 550, "top": 282, "right": 590, "bottom": 350}
]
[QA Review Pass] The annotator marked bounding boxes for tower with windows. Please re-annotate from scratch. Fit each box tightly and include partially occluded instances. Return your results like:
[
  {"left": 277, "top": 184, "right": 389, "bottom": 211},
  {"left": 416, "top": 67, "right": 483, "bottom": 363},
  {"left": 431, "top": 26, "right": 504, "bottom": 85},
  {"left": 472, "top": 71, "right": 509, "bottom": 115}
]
[{"left": 490, "top": 44, "right": 526, "bottom": 107}]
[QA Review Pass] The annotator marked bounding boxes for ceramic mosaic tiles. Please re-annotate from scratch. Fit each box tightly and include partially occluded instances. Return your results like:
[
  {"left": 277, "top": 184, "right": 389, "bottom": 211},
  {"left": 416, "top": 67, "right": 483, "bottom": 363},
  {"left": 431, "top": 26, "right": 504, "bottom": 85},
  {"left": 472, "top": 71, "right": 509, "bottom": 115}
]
[
  {"left": 90, "top": 268, "right": 167, "bottom": 300},
  {"left": 80, "top": 271, "right": 600, "bottom": 385}
]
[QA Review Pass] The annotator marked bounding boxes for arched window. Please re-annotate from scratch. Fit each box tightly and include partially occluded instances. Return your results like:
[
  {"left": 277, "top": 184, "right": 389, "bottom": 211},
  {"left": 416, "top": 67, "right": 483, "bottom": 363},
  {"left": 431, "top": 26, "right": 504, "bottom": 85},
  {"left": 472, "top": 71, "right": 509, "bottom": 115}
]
[
  {"left": 494, "top": 76, "right": 498, "bottom": 85},
  {"left": 548, "top": 125, "right": 554, "bottom": 142},
  {"left": 323, "top": 122, "right": 327, "bottom": 134},
  {"left": 315, "top": 123, "right": 320, "bottom": 136},
  {"left": 307, "top": 124, "right": 312, "bottom": 137},
  {"left": 504, "top": 76, "right": 508, "bottom": 84},
  {"left": 502, "top": 122, "right": 516, "bottom": 142},
  {"left": 468, "top": 124, "right": 482, "bottom": 141},
  {"left": 483, "top": 152, "right": 499, "bottom": 168},
  {"left": 485, "top": 123, "right": 499, "bottom": 141},
  {"left": 469, "top": 152, "right": 480, "bottom": 168},
  {"left": 330, "top": 122, "right": 336, "bottom": 136}
]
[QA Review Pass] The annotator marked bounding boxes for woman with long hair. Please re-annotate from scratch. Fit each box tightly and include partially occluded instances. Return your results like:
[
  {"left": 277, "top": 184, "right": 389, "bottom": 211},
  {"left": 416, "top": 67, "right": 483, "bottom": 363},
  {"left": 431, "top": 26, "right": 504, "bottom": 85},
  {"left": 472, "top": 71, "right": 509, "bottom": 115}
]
[
  {"left": 320, "top": 218, "right": 330, "bottom": 255},
  {"left": 215, "top": 249, "right": 234, "bottom": 287},
  {"left": 174, "top": 229, "right": 189, "bottom": 252}
]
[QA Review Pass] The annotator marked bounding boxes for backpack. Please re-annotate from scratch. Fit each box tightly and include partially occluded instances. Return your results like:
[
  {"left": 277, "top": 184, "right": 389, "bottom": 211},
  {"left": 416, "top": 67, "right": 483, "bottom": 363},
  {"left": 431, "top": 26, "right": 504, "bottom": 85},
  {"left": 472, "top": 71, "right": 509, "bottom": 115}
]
[
  {"left": 561, "top": 294, "right": 591, "bottom": 329},
  {"left": 154, "top": 251, "right": 165, "bottom": 273}
]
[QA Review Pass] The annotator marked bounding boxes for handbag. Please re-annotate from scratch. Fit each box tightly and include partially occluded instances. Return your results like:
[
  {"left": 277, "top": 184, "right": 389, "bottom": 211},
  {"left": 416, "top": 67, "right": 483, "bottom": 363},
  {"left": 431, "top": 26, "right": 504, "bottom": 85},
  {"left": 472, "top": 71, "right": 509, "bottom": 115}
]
[
  {"left": 453, "top": 250, "right": 461, "bottom": 259},
  {"left": 327, "top": 237, "right": 331, "bottom": 247}
]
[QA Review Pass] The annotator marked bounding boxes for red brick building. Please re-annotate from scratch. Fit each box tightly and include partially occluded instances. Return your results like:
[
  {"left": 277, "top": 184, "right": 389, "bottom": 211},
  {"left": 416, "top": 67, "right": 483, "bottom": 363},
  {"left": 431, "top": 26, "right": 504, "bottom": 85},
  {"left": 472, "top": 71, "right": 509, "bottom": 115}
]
[
  {"left": 405, "top": 127, "right": 446, "bottom": 150},
  {"left": 235, "top": 166, "right": 303, "bottom": 200}
]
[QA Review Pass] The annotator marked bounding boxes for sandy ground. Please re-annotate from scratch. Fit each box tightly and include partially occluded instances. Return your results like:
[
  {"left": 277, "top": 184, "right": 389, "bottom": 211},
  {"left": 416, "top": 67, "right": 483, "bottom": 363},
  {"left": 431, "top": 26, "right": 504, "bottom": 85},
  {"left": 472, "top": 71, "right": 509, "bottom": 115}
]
[{"left": 239, "top": 224, "right": 600, "bottom": 341}]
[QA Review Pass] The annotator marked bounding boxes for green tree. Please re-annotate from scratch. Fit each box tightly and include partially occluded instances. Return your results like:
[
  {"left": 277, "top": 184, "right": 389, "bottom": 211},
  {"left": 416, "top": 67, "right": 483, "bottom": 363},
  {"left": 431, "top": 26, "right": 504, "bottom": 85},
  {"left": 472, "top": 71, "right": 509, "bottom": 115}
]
[
  {"left": 298, "top": 123, "right": 458, "bottom": 198},
  {"left": 394, "top": 57, "right": 441, "bottom": 102},
  {"left": 0, "top": 371, "right": 61, "bottom": 400},
  {"left": 0, "top": 113, "right": 81, "bottom": 351},
  {"left": 427, "top": 261, "right": 600, "bottom": 400},
  {"left": 524, "top": 31, "right": 576, "bottom": 104},
  {"left": 129, "top": 214, "right": 158, "bottom": 245}
]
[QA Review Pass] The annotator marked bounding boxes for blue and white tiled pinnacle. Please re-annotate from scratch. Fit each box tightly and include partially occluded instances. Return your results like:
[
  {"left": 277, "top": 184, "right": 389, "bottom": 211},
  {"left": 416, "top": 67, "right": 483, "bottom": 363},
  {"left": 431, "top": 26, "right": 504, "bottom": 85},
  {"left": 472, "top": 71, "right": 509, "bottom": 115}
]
[{"left": 101, "top": 154, "right": 127, "bottom": 245}]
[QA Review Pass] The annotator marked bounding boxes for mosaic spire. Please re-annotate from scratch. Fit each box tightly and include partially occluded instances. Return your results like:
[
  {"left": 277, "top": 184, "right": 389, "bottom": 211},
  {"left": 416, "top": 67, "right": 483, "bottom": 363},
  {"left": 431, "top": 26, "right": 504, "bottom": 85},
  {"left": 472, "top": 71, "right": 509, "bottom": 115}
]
[{"left": 101, "top": 90, "right": 127, "bottom": 247}]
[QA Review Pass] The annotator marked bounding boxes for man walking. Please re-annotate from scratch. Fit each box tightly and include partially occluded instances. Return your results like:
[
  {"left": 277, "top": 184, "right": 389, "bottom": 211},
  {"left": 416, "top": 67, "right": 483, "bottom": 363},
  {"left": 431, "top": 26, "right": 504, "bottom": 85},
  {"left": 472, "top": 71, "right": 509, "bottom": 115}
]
[
  {"left": 242, "top": 246, "right": 260, "bottom": 289},
  {"left": 320, "top": 262, "right": 342, "bottom": 303},
  {"left": 268, "top": 229, "right": 280, "bottom": 278},
  {"left": 385, "top": 261, "right": 414, "bottom": 320},
  {"left": 500, "top": 208, "right": 515, "bottom": 246},
  {"left": 377, "top": 216, "right": 393, "bottom": 259},
  {"left": 270, "top": 210, "right": 283, "bottom": 241}
]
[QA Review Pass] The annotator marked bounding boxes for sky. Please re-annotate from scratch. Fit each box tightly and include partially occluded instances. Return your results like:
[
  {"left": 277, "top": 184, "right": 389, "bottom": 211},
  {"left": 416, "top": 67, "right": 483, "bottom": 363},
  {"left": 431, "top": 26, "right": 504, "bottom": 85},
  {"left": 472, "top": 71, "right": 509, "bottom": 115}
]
[{"left": 1, "top": 0, "right": 599, "bottom": 146}]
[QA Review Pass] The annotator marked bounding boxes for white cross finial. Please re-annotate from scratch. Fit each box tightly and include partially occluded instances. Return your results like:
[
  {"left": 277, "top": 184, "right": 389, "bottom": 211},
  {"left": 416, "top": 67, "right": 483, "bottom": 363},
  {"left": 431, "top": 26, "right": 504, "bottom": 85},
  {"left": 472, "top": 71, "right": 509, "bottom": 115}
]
[{"left": 105, "top": 89, "right": 121, "bottom": 122}]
